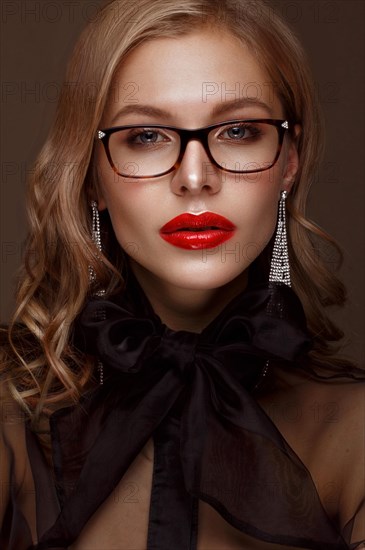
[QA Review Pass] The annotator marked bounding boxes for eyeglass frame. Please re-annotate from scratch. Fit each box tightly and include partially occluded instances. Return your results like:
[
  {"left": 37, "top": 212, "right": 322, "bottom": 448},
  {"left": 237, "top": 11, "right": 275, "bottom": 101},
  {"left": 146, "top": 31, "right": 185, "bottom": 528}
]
[{"left": 96, "top": 118, "right": 291, "bottom": 179}]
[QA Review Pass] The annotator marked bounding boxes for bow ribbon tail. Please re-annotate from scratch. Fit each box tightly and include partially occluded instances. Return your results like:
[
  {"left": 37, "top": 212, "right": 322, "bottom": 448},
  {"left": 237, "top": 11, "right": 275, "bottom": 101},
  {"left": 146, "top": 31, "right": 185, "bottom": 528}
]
[
  {"left": 179, "top": 360, "right": 348, "bottom": 550},
  {"left": 179, "top": 365, "right": 209, "bottom": 488},
  {"left": 36, "top": 371, "right": 184, "bottom": 549}
]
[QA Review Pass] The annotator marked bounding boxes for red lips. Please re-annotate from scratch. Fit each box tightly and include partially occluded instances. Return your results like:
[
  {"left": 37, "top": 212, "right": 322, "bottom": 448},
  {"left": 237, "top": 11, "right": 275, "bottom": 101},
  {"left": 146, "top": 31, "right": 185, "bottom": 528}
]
[{"left": 160, "top": 212, "right": 236, "bottom": 250}]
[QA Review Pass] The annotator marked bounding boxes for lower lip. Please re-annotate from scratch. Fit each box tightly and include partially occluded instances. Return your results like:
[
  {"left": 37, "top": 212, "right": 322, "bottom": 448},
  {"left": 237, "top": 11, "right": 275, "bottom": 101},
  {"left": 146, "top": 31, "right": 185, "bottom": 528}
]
[{"left": 160, "top": 229, "right": 236, "bottom": 250}]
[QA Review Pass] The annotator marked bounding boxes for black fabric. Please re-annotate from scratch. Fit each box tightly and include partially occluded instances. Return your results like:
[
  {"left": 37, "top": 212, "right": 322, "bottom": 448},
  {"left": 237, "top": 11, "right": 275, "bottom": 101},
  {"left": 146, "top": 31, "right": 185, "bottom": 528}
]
[
  {"left": 147, "top": 414, "right": 199, "bottom": 549},
  {"left": 29, "top": 272, "right": 353, "bottom": 549}
]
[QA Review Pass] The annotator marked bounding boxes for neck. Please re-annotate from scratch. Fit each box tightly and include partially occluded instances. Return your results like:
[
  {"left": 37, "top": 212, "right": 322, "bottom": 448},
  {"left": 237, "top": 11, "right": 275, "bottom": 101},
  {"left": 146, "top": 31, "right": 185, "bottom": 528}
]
[{"left": 128, "top": 261, "right": 248, "bottom": 333}]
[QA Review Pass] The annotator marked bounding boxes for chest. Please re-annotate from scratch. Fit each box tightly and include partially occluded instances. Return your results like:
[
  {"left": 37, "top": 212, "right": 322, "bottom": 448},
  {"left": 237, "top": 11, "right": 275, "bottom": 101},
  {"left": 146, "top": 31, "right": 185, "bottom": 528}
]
[
  {"left": 69, "top": 437, "right": 315, "bottom": 550},
  {"left": 31, "top": 383, "right": 352, "bottom": 550}
]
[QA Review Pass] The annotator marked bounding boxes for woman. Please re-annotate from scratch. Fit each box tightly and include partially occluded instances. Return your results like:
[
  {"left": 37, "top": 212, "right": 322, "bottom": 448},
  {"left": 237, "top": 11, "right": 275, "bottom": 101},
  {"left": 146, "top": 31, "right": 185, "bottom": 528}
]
[{"left": 1, "top": 0, "right": 364, "bottom": 548}]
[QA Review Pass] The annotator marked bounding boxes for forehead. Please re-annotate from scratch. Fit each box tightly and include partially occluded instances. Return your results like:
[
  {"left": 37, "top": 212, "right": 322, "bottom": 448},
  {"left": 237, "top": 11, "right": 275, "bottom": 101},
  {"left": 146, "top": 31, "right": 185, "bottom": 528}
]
[{"left": 103, "top": 28, "right": 284, "bottom": 125}]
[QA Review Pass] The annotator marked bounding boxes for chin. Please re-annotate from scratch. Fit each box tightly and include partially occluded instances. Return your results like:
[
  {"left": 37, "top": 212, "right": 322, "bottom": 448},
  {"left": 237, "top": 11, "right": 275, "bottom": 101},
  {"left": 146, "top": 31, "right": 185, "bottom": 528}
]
[{"left": 139, "top": 261, "right": 250, "bottom": 292}]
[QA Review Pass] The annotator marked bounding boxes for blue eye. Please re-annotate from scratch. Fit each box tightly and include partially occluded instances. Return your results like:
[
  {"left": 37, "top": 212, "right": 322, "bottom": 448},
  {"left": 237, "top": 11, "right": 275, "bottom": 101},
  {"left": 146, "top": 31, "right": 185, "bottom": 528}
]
[
  {"left": 138, "top": 130, "right": 159, "bottom": 143},
  {"left": 125, "top": 128, "right": 172, "bottom": 147},
  {"left": 227, "top": 126, "right": 247, "bottom": 139},
  {"left": 218, "top": 123, "right": 261, "bottom": 142}
]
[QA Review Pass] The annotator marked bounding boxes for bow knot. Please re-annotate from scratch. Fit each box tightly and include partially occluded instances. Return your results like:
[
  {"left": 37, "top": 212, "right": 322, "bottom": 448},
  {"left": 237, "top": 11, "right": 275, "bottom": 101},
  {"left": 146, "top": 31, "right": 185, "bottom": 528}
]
[{"left": 159, "top": 327, "right": 199, "bottom": 380}]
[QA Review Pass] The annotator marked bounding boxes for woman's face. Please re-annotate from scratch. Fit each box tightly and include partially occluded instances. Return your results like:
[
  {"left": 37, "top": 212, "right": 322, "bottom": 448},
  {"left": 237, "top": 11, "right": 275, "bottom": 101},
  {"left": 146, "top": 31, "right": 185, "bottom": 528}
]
[{"left": 96, "top": 27, "right": 299, "bottom": 294}]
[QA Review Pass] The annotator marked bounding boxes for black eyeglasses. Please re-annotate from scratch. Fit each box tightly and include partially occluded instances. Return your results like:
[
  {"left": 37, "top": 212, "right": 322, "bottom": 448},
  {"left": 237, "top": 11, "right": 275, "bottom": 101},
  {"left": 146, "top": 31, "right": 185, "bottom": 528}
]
[{"left": 97, "top": 119, "right": 290, "bottom": 179}]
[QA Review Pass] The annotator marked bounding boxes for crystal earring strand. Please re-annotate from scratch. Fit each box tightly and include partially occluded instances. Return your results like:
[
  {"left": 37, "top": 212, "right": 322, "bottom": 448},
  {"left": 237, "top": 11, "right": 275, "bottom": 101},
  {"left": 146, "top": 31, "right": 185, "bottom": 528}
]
[
  {"left": 88, "top": 201, "right": 102, "bottom": 290},
  {"left": 89, "top": 200, "right": 105, "bottom": 385},
  {"left": 261, "top": 190, "right": 291, "bottom": 388},
  {"left": 269, "top": 190, "right": 291, "bottom": 287},
  {"left": 253, "top": 359, "right": 270, "bottom": 392}
]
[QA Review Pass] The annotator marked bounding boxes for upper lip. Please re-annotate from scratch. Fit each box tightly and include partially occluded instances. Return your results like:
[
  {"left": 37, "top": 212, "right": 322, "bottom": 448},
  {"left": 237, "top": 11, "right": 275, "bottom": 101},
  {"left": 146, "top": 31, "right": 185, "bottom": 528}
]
[{"left": 160, "top": 212, "right": 236, "bottom": 233}]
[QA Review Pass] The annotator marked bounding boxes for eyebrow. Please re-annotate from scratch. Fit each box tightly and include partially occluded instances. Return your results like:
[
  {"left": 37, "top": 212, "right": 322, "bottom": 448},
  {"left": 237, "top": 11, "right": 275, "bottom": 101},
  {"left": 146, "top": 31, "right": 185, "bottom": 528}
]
[
  {"left": 110, "top": 104, "right": 170, "bottom": 124},
  {"left": 211, "top": 97, "right": 274, "bottom": 117},
  {"left": 108, "top": 98, "right": 274, "bottom": 125}
]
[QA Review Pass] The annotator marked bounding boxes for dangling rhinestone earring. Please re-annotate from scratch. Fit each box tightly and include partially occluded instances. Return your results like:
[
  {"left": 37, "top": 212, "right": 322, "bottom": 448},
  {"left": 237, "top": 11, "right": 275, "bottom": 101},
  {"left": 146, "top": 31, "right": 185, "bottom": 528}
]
[
  {"left": 89, "top": 201, "right": 101, "bottom": 288},
  {"left": 269, "top": 190, "right": 291, "bottom": 287},
  {"left": 89, "top": 200, "right": 106, "bottom": 297},
  {"left": 91, "top": 200, "right": 102, "bottom": 252},
  {"left": 265, "top": 190, "right": 291, "bottom": 376},
  {"left": 253, "top": 359, "right": 270, "bottom": 392},
  {"left": 89, "top": 200, "right": 105, "bottom": 385}
]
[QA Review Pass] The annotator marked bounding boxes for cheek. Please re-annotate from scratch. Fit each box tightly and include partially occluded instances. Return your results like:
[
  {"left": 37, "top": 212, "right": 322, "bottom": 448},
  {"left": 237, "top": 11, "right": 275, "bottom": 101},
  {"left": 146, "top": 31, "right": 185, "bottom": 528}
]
[
  {"left": 106, "top": 188, "right": 150, "bottom": 239},
  {"left": 98, "top": 175, "right": 161, "bottom": 259},
  {"left": 233, "top": 169, "right": 281, "bottom": 230},
  {"left": 230, "top": 171, "right": 281, "bottom": 263},
  {"left": 242, "top": 199, "right": 277, "bottom": 259}
]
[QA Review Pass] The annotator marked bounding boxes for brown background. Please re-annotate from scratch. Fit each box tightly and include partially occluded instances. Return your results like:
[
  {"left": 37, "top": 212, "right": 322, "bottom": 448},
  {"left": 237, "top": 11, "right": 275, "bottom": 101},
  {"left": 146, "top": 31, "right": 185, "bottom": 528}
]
[{"left": 0, "top": 0, "right": 364, "bottom": 365}]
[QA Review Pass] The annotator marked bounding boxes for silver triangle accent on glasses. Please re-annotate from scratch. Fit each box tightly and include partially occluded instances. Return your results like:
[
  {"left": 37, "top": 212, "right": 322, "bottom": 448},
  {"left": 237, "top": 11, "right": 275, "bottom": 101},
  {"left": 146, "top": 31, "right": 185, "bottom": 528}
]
[{"left": 269, "top": 190, "right": 291, "bottom": 287}]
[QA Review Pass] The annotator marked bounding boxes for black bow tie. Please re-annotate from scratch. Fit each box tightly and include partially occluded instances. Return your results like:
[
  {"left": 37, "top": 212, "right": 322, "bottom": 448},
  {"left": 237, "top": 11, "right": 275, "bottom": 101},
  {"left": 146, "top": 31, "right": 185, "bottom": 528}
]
[
  {"left": 74, "top": 276, "right": 310, "bottom": 379},
  {"left": 34, "top": 277, "right": 348, "bottom": 550}
]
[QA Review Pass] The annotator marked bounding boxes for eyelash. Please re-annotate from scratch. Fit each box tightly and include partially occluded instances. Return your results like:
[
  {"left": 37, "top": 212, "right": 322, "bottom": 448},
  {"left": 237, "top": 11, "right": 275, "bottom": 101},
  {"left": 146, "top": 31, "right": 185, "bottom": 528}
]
[
  {"left": 126, "top": 128, "right": 171, "bottom": 146},
  {"left": 217, "top": 123, "right": 262, "bottom": 141}
]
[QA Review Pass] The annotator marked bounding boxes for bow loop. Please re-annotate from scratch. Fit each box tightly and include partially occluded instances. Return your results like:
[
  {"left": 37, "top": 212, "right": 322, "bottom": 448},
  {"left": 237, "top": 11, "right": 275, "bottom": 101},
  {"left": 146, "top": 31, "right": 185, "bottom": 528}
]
[{"left": 74, "top": 299, "right": 163, "bottom": 372}]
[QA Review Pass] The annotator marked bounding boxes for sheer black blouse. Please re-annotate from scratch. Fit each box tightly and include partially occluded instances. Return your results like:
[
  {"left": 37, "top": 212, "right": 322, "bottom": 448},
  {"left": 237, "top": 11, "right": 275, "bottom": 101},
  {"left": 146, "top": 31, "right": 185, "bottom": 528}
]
[{"left": 1, "top": 271, "right": 364, "bottom": 549}]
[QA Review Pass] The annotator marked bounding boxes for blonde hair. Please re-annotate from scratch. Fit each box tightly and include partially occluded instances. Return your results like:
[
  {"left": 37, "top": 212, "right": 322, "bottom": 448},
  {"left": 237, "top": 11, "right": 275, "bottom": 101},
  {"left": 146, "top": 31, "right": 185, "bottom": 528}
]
[{"left": 1, "top": 0, "right": 351, "bottom": 427}]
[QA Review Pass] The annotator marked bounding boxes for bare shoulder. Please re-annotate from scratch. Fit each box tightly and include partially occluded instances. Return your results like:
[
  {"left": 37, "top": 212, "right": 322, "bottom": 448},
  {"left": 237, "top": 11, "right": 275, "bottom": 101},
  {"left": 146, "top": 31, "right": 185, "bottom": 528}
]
[
  {"left": 260, "top": 363, "right": 365, "bottom": 429},
  {"left": 258, "top": 365, "right": 365, "bottom": 530},
  {"left": 269, "top": 366, "right": 365, "bottom": 455}
]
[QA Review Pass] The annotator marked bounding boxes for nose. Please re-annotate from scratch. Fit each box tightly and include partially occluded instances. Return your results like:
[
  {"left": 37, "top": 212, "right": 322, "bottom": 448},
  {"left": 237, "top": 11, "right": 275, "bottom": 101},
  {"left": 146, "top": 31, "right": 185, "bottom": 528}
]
[{"left": 170, "top": 139, "right": 223, "bottom": 196}]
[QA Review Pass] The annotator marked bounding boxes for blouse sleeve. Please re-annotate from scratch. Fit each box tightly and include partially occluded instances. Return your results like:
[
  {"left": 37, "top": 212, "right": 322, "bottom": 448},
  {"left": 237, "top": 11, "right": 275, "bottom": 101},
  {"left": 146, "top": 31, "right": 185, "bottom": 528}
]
[
  {"left": 0, "top": 381, "right": 37, "bottom": 549},
  {"left": 342, "top": 384, "right": 365, "bottom": 548},
  {"left": 0, "top": 404, "right": 11, "bottom": 529},
  {"left": 347, "top": 500, "right": 365, "bottom": 548}
]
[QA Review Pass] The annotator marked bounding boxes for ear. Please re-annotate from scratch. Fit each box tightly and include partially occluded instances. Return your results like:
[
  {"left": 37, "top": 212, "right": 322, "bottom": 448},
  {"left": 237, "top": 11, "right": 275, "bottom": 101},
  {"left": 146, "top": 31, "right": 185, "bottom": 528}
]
[
  {"left": 87, "top": 191, "right": 107, "bottom": 212},
  {"left": 281, "top": 123, "right": 301, "bottom": 193},
  {"left": 88, "top": 177, "right": 108, "bottom": 211},
  {"left": 96, "top": 195, "right": 107, "bottom": 211},
  {"left": 86, "top": 157, "right": 108, "bottom": 211}
]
